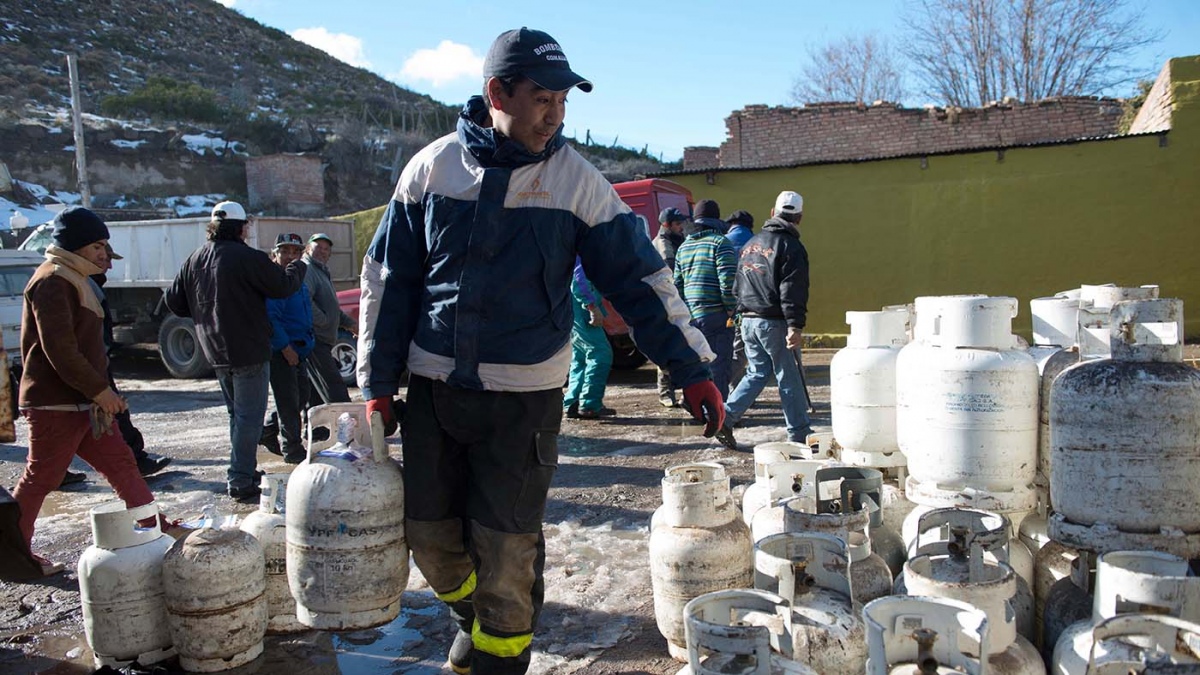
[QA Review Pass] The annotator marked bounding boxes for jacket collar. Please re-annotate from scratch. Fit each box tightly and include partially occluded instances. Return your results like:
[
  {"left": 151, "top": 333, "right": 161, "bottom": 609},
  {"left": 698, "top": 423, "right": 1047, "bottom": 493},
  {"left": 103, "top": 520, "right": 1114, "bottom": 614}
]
[
  {"left": 45, "top": 244, "right": 103, "bottom": 278},
  {"left": 43, "top": 245, "right": 105, "bottom": 318},
  {"left": 457, "top": 96, "right": 566, "bottom": 169},
  {"left": 762, "top": 216, "right": 800, "bottom": 238},
  {"left": 686, "top": 216, "right": 728, "bottom": 236}
]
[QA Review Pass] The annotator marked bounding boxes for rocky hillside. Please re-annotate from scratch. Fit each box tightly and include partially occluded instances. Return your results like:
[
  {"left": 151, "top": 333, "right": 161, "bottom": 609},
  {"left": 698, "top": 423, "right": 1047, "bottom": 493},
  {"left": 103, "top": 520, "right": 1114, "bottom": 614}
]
[
  {"left": 0, "top": 0, "right": 676, "bottom": 220},
  {"left": 0, "top": 0, "right": 454, "bottom": 128}
]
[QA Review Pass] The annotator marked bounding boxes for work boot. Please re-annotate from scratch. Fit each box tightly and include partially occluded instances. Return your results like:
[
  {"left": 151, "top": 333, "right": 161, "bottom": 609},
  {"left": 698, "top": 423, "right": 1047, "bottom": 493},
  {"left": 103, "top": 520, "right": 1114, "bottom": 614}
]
[
  {"left": 658, "top": 394, "right": 676, "bottom": 408},
  {"left": 577, "top": 406, "right": 616, "bottom": 419},
  {"left": 57, "top": 470, "right": 86, "bottom": 489},
  {"left": 259, "top": 423, "right": 282, "bottom": 456},
  {"left": 563, "top": 402, "right": 580, "bottom": 419},
  {"left": 228, "top": 484, "right": 261, "bottom": 504},
  {"left": 283, "top": 446, "right": 306, "bottom": 465},
  {"left": 714, "top": 424, "right": 738, "bottom": 451},
  {"left": 136, "top": 454, "right": 172, "bottom": 477},
  {"left": 446, "top": 629, "right": 473, "bottom": 674}
]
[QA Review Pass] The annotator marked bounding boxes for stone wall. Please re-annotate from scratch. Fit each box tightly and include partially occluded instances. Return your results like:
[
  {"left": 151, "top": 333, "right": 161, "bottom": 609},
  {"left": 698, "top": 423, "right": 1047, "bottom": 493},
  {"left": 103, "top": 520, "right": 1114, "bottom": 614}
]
[
  {"left": 695, "top": 96, "right": 1124, "bottom": 170},
  {"left": 1130, "top": 62, "right": 1174, "bottom": 134}
]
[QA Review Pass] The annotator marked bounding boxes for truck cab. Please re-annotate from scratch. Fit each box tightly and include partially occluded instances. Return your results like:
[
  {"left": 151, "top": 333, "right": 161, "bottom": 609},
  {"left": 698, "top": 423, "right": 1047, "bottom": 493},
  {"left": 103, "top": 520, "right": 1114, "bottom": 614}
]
[{"left": 604, "top": 178, "right": 694, "bottom": 368}]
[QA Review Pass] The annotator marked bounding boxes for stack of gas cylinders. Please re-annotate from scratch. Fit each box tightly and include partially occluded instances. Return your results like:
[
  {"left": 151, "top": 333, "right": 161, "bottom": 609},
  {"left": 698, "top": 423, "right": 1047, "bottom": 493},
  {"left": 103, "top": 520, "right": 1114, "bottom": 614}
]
[
  {"left": 651, "top": 287, "right": 1200, "bottom": 674},
  {"left": 76, "top": 403, "right": 408, "bottom": 672}
]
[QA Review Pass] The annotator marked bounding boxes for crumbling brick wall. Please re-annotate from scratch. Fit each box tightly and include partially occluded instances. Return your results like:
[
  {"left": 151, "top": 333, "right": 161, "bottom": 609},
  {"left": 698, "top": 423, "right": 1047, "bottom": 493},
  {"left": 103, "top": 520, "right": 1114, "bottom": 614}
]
[
  {"left": 246, "top": 153, "right": 324, "bottom": 216},
  {"left": 708, "top": 97, "right": 1123, "bottom": 170}
]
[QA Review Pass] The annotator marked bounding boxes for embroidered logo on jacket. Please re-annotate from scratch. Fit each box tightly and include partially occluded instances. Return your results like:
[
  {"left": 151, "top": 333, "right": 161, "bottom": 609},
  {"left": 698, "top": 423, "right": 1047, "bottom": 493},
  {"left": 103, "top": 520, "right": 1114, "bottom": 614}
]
[{"left": 516, "top": 177, "right": 551, "bottom": 201}]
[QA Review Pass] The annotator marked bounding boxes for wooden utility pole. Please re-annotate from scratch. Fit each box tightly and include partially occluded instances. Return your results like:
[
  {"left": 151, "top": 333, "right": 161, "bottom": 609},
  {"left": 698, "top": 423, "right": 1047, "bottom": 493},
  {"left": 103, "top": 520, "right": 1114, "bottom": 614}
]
[{"left": 67, "top": 54, "right": 91, "bottom": 207}]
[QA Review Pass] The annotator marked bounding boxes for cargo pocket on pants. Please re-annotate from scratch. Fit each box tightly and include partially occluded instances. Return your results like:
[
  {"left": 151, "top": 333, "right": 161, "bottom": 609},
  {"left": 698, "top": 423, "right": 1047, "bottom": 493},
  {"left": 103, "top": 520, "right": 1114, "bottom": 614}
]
[{"left": 513, "top": 430, "right": 558, "bottom": 532}]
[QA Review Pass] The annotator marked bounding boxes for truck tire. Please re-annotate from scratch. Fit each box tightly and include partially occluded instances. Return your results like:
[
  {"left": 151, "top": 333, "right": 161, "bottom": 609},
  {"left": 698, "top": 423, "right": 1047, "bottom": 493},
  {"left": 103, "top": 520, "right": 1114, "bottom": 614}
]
[
  {"left": 333, "top": 329, "right": 357, "bottom": 387},
  {"left": 158, "top": 315, "right": 212, "bottom": 379},
  {"left": 609, "top": 335, "right": 648, "bottom": 370}
]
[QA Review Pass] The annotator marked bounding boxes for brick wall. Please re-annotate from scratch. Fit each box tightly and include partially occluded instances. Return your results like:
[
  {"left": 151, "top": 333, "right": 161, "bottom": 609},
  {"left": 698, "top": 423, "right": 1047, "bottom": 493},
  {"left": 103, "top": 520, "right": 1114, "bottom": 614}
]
[
  {"left": 712, "top": 97, "right": 1124, "bottom": 170},
  {"left": 246, "top": 153, "right": 324, "bottom": 215},
  {"left": 683, "top": 146, "right": 720, "bottom": 170},
  {"left": 1130, "top": 62, "right": 1173, "bottom": 134}
]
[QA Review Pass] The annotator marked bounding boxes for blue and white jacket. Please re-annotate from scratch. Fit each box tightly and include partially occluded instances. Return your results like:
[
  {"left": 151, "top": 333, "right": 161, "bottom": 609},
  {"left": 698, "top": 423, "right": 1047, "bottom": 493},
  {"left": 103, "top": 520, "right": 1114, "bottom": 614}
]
[{"left": 358, "top": 96, "right": 714, "bottom": 396}]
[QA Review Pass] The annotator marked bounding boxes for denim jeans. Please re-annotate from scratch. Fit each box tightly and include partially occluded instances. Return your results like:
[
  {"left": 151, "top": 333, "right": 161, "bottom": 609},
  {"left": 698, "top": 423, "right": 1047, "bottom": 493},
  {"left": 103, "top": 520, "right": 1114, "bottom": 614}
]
[
  {"left": 215, "top": 361, "right": 271, "bottom": 490},
  {"left": 695, "top": 310, "right": 735, "bottom": 400},
  {"left": 724, "top": 317, "right": 812, "bottom": 442}
]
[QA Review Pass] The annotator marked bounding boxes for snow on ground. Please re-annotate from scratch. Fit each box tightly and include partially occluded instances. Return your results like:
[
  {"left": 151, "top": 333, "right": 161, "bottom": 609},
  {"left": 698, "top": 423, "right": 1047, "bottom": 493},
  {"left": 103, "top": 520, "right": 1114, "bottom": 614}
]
[
  {"left": 110, "top": 138, "right": 147, "bottom": 149},
  {"left": 2, "top": 176, "right": 225, "bottom": 229},
  {"left": 180, "top": 133, "right": 246, "bottom": 156}
]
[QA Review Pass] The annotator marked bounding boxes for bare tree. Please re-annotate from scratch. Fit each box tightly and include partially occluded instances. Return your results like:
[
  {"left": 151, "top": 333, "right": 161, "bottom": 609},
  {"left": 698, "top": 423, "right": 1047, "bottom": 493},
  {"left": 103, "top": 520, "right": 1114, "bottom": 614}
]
[
  {"left": 790, "top": 33, "right": 906, "bottom": 105},
  {"left": 903, "top": 0, "right": 1161, "bottom": 107}
]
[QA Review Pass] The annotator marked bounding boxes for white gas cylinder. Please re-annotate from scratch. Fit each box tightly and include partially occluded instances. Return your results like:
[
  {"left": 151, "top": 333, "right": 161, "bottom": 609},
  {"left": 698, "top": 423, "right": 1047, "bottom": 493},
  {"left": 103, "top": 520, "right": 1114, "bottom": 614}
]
[
  {"left": 899, "top": 506, "right": 1035, "bottom": 642},
  {"left": 678, "top": 589, "right": 818, "bottom": 675},
  {"left": 755, "top": 532, "right": 866, "bottom": 674},
  {"left": 1051, "top": 550, "right": 1200, "bottom": 675},
  {"left": 78, "top": 501, "right": 175, "bottom": 669},
  {"left": 1075, "top": 284, "right": 1159, "bottom": 357},
  {"left": 1050, "top": 299, "right": 1200, "bottom": 558},
  {"left": 651, "top": 462, "right": 754, "bottom": 662},
  {"left": 239, "top": 473, "right": 302, "bottom": 633},
  {"left": 902, "top": 503, "right": 1034, "bottom": 587},
  {"left": 163, "top": 527, "right": 268, "bottom": 672},
  {"left": 1032, "top": 539, "right": 1081, "bottom": 653},
  {"left": 1037, "top": 284, "right": 1157, "bottom": 488},
  {"left": 831, "top": 307, "right": 910, "bottom": 468},
  {"left": 1073, "top": 614, "right": 1200, "bottom": 674},
  {"left": 745, "top": 459, "right": 825, "bottom": 538},
  {"left": 904, "top": 551, "right": 1044, "bottom": 673},
  {"left": 286, "top": 404, "right": 408, "bottom": 630},
  {"left": 781, "top": 492, "right": 892, "bottom": 604},
  {"left": 1017, "top": 495, "right": 1051, "bottom": 555},
  {"left": 823, "top": 466, "right": 907, "bottom": 578},
  {"left": 863, "top": 595, "right": 990, "bottom": 674},
  {"left": 897, "top": 295, "right": 1039, "bottom": 514},
  {"left": 1030, "top": 291, "right": 1081, "bottom": 349}
]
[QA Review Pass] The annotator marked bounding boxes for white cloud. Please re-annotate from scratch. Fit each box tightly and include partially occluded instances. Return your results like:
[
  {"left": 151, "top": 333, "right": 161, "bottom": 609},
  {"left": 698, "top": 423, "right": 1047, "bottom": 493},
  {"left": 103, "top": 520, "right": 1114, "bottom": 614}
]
[
  {"left": 394, "top": 40, "right": 483, "bottom": 88},
  {"left": 290, "top": 27, "right": 371, "bottom": 68}
]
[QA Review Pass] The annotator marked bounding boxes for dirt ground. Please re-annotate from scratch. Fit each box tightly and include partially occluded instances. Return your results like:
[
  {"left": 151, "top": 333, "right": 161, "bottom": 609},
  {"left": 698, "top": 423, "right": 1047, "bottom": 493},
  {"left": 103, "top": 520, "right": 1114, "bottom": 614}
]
[{"left": 0, "top": 347, "right": 836, "bottom": 675}]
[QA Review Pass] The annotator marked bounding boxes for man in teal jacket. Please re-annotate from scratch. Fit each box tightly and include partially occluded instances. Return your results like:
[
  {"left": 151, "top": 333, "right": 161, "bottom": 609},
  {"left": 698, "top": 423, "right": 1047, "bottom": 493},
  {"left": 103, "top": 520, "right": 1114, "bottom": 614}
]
[{"left": 563, "top": 259, "right": 614, "bottom": 419}]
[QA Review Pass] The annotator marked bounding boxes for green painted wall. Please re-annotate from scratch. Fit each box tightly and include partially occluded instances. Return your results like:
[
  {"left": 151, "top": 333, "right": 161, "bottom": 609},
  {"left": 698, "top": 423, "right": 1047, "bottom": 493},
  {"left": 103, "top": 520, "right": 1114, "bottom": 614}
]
[{"left": 671, "top": 57, "right": 1200, "bottom": 339}]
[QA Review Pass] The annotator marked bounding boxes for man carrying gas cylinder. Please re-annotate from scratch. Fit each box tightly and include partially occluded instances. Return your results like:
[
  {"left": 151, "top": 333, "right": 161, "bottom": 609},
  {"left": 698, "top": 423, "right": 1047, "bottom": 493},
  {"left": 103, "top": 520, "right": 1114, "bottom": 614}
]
[{"left": 357, "top": 27, "right": 723, "bottom": 675}]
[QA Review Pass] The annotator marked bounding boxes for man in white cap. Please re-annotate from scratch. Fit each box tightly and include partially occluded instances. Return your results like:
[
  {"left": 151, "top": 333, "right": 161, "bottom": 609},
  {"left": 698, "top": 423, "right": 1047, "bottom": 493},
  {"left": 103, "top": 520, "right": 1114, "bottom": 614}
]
[
  {"left": 715, "top": 190, "right": 813, "bottom": 450},
  {"left": 165, "top": 201, "right": 306, "bottom": 502},
  {"left": 357, "top": 27, "right": 723, "bottom": 675}
]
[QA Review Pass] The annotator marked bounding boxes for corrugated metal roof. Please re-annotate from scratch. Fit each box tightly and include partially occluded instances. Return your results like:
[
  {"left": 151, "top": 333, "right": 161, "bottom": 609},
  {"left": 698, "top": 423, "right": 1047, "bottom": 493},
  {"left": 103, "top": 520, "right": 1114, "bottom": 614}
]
[{"left": 651, "top": 129, "right": 1169, "bottom": 177}]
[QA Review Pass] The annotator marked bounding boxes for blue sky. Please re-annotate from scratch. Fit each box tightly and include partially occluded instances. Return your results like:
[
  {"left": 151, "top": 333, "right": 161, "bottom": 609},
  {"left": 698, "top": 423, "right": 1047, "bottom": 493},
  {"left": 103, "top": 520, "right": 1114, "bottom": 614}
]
[{"left": 219, "top": 0, "right": 1199, "bottom": 162}]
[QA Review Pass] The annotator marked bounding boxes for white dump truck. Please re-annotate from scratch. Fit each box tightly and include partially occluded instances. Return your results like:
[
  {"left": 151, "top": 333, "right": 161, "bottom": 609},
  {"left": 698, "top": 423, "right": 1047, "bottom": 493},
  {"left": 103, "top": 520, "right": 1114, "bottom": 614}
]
[{"left": 19, "top": 216, "right": 358, "bottom": 379}]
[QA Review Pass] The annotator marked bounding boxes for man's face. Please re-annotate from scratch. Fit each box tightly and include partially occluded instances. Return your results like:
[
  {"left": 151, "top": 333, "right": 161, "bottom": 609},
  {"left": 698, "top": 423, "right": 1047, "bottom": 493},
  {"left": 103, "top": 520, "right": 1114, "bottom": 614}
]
[
  {"left": 76, "top": 240, "right": 109, "bottom": 267},
  {"left": 666, "top": 220, "right": 685, "bottom": 235},
  {"left": 488, "top": 78, "right": 568, "bottom": 154},
  {"left": 274, "top": 244, "right": 303, "bottom": 267},
  {"left": 309, "top": 239, "right": 332, "bottom": 264}
]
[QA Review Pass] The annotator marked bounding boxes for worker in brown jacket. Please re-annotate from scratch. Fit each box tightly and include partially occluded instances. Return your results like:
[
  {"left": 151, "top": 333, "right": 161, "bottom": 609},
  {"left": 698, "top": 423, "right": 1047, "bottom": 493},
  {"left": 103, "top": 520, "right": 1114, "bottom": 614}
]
[{"left": 13, "top": 207, "right": 157, "bottom": 576}]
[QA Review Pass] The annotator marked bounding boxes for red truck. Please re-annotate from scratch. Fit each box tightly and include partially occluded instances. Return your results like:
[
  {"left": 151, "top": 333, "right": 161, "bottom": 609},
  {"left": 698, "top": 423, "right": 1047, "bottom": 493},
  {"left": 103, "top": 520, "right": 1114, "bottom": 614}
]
[{"left": 336, "top": 177, "right": 694, "bottom": 380}]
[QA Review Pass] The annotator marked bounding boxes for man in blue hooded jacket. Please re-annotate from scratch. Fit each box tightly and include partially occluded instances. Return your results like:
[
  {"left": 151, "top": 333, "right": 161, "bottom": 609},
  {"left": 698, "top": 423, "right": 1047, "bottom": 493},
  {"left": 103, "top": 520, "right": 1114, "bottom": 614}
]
[
  {"left": 357, "top": 27, "right": 725, "bottom": 675},
  {"left": 262, "top": 233, "right": 314, "bottom": 464}
]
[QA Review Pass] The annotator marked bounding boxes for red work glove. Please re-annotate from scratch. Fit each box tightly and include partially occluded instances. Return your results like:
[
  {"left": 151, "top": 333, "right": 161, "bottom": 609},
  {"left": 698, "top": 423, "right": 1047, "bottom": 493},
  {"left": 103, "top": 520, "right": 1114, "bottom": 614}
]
[
  {"left": 367, "top": 396, "right": 397, "bottom": 437},
  {"left": 682, "top": 380, "right": 725, "bottom": 438}
]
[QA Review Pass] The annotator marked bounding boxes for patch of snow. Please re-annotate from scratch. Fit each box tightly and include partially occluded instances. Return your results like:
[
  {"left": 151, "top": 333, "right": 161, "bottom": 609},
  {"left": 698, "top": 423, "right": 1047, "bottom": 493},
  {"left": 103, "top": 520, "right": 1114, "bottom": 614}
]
[
  {"left": 181, "top": 133, "right": 245, "bottom": 157},
  {"left": 47, "top": 127, "right": 62, "bottom": 134},
  {"left": 110, "top": 139, "right": 147, "bottom": 149},
  {"left": 1, "top": 196, "right": 62, "bottom": 229},
  {"left": 63, "top": 145, "right": 74, "bottom": 152}
]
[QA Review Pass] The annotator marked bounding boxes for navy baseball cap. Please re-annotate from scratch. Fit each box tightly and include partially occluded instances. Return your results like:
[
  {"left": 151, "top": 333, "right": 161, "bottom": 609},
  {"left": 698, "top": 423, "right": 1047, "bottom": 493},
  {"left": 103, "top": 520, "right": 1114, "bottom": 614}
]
[
  {"left": 483, "top": 28, "right": 593, "bottom": 93},
  {"left": 659, "top": 207, "right": 687, "bottom": 223}
]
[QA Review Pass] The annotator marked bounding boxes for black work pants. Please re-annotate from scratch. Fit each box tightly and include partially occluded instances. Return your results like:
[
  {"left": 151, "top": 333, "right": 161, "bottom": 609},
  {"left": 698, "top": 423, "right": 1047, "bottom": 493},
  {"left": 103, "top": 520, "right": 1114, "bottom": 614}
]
[
  {"left": 403, "top": 375, "right": 561, "bottom": 674},
  {"left": 268, "top": 349, "right": 310, "bottom": 457},
  {"left": 306, "top": 341, "right": 350, "bottom": 406}
]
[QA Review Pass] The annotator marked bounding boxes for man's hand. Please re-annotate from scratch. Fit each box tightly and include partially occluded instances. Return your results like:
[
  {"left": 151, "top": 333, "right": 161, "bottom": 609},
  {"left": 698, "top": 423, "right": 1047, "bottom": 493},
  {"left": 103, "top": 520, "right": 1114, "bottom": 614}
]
[
  {"left": 786, "top": 327, "right": 803, "bottom": 350},
  {"left": 681, "top": 380, "right": 725, "bottom": 437},
  {"left": 586, "top": 305, "right": 603, "bottom": 328},
  {"left": 366, "top": 396, "right": 398, "bottom": 437},
  {"left": 282, "top": 345, "right": 299, "bottom": 367},
  {"left": 93, "top": 388, "right": 127, "bottom": 415}
]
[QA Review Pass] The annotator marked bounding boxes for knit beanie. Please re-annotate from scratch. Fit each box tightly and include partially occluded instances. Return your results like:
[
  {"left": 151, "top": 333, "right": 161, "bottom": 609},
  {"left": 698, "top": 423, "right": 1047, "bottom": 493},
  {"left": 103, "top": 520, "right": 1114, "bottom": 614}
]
[
  {"left": 694, "top": 199, "right": 720, "bottom": 220},
  {"left": 51, "top": 206, "right": 110, "bottom": 252},
  {"left": 728, "top": 210, "right": 754, "bottom": 227}
]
